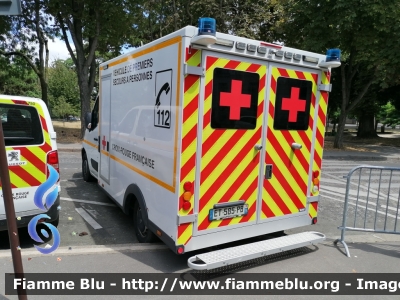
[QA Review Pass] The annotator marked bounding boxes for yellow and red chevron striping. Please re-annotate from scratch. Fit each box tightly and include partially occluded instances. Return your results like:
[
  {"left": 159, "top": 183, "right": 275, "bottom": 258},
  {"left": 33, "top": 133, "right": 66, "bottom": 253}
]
[
  {"left": 177, "top": 48, "right": 201, "bottom": 245},
  {"left": 0, "top": 98, "right": 52, "bottom": 190},
  {"left": 197, "top": 56, "right": 266, "bottom": 231},
  {"left": 261, "top": 67, "right": 318, "bottom": 220},
  {"left": 308, "top": 71, "right": 330, "bottom": 219}
]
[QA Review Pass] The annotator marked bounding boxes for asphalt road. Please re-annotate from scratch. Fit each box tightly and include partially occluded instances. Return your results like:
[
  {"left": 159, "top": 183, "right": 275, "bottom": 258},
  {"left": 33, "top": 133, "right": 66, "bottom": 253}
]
[{"left": 1, "top": 152, "right": 400, "bottom": 251}]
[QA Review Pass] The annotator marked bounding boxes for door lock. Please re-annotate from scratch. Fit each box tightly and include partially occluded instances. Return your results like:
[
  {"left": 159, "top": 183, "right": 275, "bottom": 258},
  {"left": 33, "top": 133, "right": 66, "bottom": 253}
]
[{"left": 254, "top": 144, "right": 262, "bottom": 151}]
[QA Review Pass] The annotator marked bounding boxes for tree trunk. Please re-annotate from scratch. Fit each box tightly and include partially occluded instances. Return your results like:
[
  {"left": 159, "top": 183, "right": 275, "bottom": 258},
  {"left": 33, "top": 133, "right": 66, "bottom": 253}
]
[
  {"left": 333, "top": 112, "right": 347, "bottom": 148},
  {"left": 77, "top": 71, "right": 92, "bottom": 139},
  {"left": 357, "top": 113, "right": 377, "bottom": 138},
  {"left": 39, "top": 75, "right": 48, "bottom": 107}
]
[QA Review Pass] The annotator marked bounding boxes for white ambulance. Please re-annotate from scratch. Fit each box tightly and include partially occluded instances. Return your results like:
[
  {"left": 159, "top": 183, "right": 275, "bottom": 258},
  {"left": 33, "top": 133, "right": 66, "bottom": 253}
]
[{"left": 82, "top": 18, "right": 340, "bottom": 270}]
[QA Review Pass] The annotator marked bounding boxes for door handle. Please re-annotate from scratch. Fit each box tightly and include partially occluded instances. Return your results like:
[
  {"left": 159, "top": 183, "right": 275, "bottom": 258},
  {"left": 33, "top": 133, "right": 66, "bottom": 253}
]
[
  {"left": 291, "top": 143, "right": 302, "bottom": 150},
  {"left": 94, "top": 138, "right": 98, "bottom": 141},
  {"left": 254, "top": 144, "right": 262, "bottom": 151}
]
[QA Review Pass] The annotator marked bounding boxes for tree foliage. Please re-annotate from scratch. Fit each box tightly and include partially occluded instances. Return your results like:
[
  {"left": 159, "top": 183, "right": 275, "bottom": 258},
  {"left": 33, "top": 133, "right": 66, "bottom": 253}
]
[
  {"left": 0, "top": 0, "right": 57, "bottom": 106},
  {"left": 278, "top": 0, "right": 400, "bottom": 147},
  {"left": 47, "top": 59, "right": 80, "bottom": 118}
]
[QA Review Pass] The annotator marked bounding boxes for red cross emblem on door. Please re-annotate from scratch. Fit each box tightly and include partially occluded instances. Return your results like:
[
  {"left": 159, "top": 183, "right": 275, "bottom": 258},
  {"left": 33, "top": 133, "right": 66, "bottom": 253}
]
[
  {"left": 220, "top": 80, "right": 251, "bottom": 120},
  {"left": 281, "top": 87, "right": 306, "bottom": 122},
  {"left": 102, "top": 136, "right": 107, "bottom": 151}
]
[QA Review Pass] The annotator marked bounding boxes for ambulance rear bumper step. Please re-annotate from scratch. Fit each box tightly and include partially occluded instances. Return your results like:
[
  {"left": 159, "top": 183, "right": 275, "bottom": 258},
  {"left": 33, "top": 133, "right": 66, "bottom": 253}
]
[{"left": 187, "top": 231, "right": 325, "bottom": 270}]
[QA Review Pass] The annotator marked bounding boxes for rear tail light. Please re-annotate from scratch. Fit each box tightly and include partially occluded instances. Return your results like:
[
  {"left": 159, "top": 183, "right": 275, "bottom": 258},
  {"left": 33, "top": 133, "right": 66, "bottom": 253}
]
[
  {"left": 312, "top": 170, "right": 319, "bottom": 193},
  {"left": 47, "top": 150, "right": 60, "bottom": 181},
  {"left": 177, "top": 246, "right": 185, "bottom": 254},
  {"left": 182, "top": 181, "right": 193, "bottom": 211}
]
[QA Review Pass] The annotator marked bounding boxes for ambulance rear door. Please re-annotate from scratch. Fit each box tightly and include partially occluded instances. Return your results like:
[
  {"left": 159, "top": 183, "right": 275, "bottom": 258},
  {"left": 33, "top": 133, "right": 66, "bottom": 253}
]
[
  {"left": 193, "top": 51, "right": 268, "bottom": 236},
  {"left": 260, "top": 63, "right": 322, "bottom": 223}
]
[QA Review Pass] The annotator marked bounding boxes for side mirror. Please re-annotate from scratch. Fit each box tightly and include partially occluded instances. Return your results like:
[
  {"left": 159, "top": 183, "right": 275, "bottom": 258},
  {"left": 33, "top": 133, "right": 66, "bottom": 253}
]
[{"left": 84, "top": 112, "right": 92, "bottom": 129}]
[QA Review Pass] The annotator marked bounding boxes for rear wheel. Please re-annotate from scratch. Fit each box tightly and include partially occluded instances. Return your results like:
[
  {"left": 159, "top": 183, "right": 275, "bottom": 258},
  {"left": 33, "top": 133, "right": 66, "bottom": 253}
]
[
  {"left": 133, "top": 201, "right": 157, "bottom": 243},
  {"left": 82, "top": 153, "right": 95, "bottom": 182}
]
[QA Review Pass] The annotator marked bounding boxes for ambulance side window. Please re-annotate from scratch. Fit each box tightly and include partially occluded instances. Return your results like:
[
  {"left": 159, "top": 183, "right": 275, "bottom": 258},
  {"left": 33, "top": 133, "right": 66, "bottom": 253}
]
[
  {"left": 118, "top": 108, "right": 138, "bottom": 134},
  {"left": 90, "top": 98, "right": 99, "bottom": 131},
  {"left": 273, "top": 77, "right": 312, "bottom": 131}
]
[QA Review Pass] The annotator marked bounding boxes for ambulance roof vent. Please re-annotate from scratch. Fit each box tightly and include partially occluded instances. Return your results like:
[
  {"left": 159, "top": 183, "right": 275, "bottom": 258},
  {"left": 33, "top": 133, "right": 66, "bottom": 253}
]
[
  {"left": 191, "top": 17, "right": 217, "bottom": 46},
  {"left": 318, "top": 48, "right": 341, "bottom": 69}
]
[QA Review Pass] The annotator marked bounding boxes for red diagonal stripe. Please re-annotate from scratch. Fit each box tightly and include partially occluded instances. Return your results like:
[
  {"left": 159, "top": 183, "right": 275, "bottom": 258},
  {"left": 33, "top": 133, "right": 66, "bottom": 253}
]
[
  {"left": 177, "top": 223, "right": 191, "bottom": 239},
  {"left": 40, "top": 142, "right": 52, "bottom": 154},
  {"left": 202, "top": 100, "right": 263, "bottom": 157},
  {"left": 180, "top": 153, "right": 195, "bottom": 183},
  {"left": 295, "top": 71, "right": 306, "bottom": 80},
  {"left": 298, "top": 131, "right": 312, "bottom": 152},
  {"left": 262, "top": 201, "right": 276, "bottom": 218},
  {"left": 271, "top": 75, "right": 277, "bottom": 93},
  {"left": 314, "top": 150, "right": 322, "bottom": 170},
  {"left": 185, "top": 48, "right": 199, "bottom": 62},
  {"left": 259, "top": 75, "right": 266, "bottom": 92},
  {"left": 318, "top": 103, "right": 327, "bottom": 126},
  {"left": 10, "top": 166, "right": 41, "bottom": 187},
  {"left": 316, "top": 129, "right": 324, "bottom": 150},
  {"left": 280, "top": 131, "right": 310, "bottom": 173},
  {"left": 278, "top": 68, "right": 289, "bottom": 78},
  {"left": 204, "top": 80, "right": 213, "bottom": 104},
  {"left": 311, "top": 201, "right": 318, "bottom": 211},
  {"left": 200, "top": 151, "right": 259, "bottom": 218},
  {"left": 239, "top": 199, "right": 257, "bottom": 224},
  {"left": 312, "top": 73, "right": 318, "bottom": 85},
  {"left": 0, "top": 182, "right": 17, "bottom": 189},
  {"left": 206, "top": 56, "right": 219, "bottom": 70},
  {"left": 199, "top": 135, "right": 261, "bottom": 212},
  {"left": 267, "top": 132, "right": 307, "bottom": 195},
  {"left": 19, "top": 148, "right": 46, "bottom": 174},
  {"left": 246, "top": 63, "right": 261, "bottom": 73},
  {"left": 223, "top": 60, "right": 241, "bottom": 70},
  {"left": 268, "top": 101, "right": 275, "bottom": 118},
  {"left": 266, "top": 135, "right": 307, "bottom": 207},
  {"left": 182, "top": 124, "right": 197, "bottom": 153},
  {"left": 40, "top": 115, "right": 48, "bottom": 132},
  {"left": 12, "top": 100, "right": 29, "bottom": 105},
  {"left": 184, "top": 74, "right": 199, "bottom": 93},
  {"left": 263, "top": 178, "right": 292, "bottom": 215},
  {"left": 183, "top": 96, "right": 198, "bottom": 124}
]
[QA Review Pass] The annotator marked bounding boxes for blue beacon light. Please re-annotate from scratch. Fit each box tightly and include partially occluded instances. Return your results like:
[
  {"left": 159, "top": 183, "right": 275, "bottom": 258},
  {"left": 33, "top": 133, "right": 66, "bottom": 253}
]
[
  {"left": 326, "top": 48, "right": 341, "bottom": 62},
  {"left": 198, "top": 17, "right": 216, "bottom": 36}
]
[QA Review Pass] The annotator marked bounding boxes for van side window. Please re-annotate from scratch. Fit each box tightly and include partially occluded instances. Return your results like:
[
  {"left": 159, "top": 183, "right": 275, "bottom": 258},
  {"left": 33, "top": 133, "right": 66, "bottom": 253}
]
[
  {"left": 90, "top": 98, "right": 99, "bottom": 131},
  {"left": 1, "top": 104, "right": 44, "bottom": 147},
  {"left": 135, "top": 109, "right": 173, "bottom": 141},
  {"left": 118, "top": 108, "right": 138, "bottom": 134}
]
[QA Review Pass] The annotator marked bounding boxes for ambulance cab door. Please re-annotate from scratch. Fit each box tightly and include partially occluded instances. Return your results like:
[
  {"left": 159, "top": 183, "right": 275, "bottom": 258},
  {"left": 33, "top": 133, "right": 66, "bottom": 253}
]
[
  {"left": 99, "top": 74, "right": 112, "bottom": 184},
  {"left": 260, "top": 63, "right": 321, "bottom": 223},
  {"left": 193, "top": 51, "right": 268, "bottom": 236}
]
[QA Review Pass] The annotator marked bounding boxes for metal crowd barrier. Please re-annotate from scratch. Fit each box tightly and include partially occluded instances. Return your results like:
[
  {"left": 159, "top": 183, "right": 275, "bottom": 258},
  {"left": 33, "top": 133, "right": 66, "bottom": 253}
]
[{"left": 334, "top": 165, "right": 400, "bottom": 257}]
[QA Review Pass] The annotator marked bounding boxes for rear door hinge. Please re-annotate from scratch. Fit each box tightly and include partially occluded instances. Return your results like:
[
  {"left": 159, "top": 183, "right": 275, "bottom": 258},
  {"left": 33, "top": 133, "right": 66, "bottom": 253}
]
[{"left": 184, "top": 64, "right": 204, "bottom": 77}]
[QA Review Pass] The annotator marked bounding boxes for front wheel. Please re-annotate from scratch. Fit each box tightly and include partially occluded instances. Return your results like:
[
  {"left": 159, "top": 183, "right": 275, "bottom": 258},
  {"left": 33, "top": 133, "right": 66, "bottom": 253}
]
[
  {"left": 133, "top": 201, "right": 157, "bottom": 243},
  {"left": 82, "top": 154, "right": 95, "bottom": 182}
]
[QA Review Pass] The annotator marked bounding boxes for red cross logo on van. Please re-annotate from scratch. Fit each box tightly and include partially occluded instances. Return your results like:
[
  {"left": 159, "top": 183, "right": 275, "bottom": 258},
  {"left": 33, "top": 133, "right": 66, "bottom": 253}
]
[
  {"left": 281, "top": 87, "right": 306, "bottom": 122},
  {"left": 220, "top": 80, "right": 251, "bottom": 120},
  {"left": 102, "top": 136, "right": 107, "bottom": 151}
]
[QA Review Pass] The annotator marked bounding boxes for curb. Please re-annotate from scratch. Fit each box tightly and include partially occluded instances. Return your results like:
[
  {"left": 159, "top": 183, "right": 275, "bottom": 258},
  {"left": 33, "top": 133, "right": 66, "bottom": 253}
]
[
  {"left": 57, "top": 148, "right": 81, "bottom": 152},
  {"left": 323, "top": 155, "right": 400, "bottom": 161},
  {"left": 0, "top": 243, "right": 169, "bottom": 259}
]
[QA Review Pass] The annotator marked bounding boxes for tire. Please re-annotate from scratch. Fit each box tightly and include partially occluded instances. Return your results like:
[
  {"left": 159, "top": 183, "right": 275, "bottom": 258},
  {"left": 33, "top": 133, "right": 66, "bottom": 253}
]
[
  {"left": 50, "top": 216, "right": 59, "bottom": 228},
  {"left": 82, "top": 154, "right": 95, "bottom": 182},
  {"left": 133, "top": 201, "right": 157, "bottom": 243}
]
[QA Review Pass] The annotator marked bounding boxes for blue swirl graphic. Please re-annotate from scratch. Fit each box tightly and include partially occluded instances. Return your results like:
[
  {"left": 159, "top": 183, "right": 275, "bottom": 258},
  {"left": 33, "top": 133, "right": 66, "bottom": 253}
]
[
  {"left": 34, "top": 165, "right": 59, "bottom": 211},
  {"left": 27, "top": 214, "right": 60, "bottom": 254},
  {"left": 28, "top": 164, "right": 61, "bottom": 254}
]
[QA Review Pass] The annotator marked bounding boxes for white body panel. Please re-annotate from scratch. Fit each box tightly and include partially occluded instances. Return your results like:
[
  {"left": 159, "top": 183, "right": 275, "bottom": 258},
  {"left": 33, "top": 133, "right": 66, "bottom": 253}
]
[{"left": 82, "top": 25, "right": 333, "bottom": 253}]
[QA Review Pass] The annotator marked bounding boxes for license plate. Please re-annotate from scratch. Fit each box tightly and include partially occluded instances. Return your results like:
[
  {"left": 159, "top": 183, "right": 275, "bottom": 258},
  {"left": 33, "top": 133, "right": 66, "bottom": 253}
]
[{"left": 209, "top": 204, "right": 248, "bottom": 221}]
